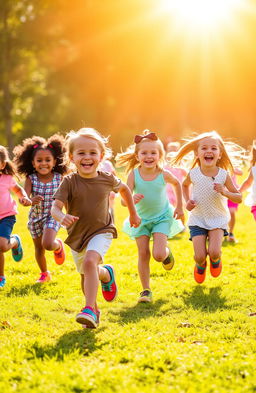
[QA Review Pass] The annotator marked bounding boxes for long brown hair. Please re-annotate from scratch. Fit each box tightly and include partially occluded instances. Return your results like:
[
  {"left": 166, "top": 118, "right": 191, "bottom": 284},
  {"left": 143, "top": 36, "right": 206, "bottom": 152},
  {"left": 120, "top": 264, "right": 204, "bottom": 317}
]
[
  {"left": 0, "top": 145, "right": 17, "bottom": 177},
  {"left": 171, "top": 131, "right": 245, "bottom": 172}
]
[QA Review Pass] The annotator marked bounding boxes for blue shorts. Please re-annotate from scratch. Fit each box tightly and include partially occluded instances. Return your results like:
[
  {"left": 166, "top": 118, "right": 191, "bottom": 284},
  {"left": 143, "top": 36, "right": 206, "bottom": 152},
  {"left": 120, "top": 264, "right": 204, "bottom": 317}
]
[
  {"left": 0, "top": 215, "right": 16, "bottom": 240},
  {"left": 189, "top": 225, "right": 228, "bottom": 240}
]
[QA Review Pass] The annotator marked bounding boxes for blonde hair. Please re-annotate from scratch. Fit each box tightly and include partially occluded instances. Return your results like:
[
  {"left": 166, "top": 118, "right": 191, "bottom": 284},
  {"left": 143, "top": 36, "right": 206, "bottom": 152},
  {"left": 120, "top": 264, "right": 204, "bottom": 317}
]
[
  {"left": 171, "top": 131, "right": 245, "bottom": 172},
  {"left": 115, "top": 130, "right": 165, "bottom": 173},
  {"left": 65, "top": 128, "right": 112, "bottom": 160},
  {"left": 249, "top": 140, "right": 256, "bottom": 167}
]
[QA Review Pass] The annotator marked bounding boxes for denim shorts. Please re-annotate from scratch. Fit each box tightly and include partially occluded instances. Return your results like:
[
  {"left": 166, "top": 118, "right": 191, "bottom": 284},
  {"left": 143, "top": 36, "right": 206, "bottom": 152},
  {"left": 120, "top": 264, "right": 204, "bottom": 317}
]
[
  {"left": 0, "top": 215, "right": 16, "bottom": 240},
  {"left": 189, "top": 225, "right": 228, "bottom": 240}
]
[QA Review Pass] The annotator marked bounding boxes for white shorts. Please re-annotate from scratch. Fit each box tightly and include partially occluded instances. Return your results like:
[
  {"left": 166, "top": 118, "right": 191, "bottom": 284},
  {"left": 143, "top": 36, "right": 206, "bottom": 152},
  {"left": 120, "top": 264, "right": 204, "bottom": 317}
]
[{"left": 70, "top": 233, "right": 113, "bottom": 274}]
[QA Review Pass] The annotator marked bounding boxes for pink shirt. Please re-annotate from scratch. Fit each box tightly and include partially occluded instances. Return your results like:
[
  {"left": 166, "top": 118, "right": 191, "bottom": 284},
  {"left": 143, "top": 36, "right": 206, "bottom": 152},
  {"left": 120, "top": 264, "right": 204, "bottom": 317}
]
[
  {"left": 0, "top": 174, "right": 18, "bottom": 220},
  {"left": 165, "top": 166, "right": 187, "bottom": 206}
]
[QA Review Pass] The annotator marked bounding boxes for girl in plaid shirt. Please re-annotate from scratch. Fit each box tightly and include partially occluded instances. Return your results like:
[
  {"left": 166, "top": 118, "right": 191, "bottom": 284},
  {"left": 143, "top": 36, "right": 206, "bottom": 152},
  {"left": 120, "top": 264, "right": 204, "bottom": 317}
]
[{"left": 13, "top": 134, "right": 68, "bottom": 283}]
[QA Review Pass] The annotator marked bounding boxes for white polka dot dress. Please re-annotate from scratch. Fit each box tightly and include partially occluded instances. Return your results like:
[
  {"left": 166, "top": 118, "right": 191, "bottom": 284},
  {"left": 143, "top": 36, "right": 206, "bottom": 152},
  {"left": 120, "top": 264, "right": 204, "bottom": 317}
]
[{"left": 188, "top": 167, "right": 230, "bottom": 230}]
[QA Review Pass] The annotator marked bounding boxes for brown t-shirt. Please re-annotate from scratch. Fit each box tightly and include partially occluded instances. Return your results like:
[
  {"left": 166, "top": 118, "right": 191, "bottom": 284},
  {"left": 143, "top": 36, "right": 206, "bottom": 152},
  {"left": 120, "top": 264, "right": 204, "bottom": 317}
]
[{"left": 53, "top": 171, "right": 121, "bottom": 252}]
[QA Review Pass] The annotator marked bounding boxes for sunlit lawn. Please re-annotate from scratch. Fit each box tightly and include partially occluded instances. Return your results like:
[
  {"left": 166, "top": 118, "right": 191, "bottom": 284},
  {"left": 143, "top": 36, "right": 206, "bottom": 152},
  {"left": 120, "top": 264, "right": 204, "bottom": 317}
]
[{"left": 0, "top": 196, "right": 256, "bottom": 393}]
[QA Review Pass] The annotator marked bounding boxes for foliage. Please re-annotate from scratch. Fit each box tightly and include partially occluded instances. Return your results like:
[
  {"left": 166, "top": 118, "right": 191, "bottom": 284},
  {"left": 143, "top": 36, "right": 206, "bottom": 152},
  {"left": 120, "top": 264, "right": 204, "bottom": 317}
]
[{"left": 0, "top": 197, "right": 256, "bottom": 392}]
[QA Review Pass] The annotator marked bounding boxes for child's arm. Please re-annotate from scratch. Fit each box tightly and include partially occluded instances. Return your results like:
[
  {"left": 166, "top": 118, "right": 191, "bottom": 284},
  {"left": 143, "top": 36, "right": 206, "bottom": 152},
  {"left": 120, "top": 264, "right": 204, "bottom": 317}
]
[
  {"left": 121, "top": 171, "right": 144, "bottom": 206},
  {"left": 163, "top": 169, "right": 184, "bottom": 219},
  {"left": 24, "top": 177, "right": 44, "bottom": 206},
  {"left": 118, "top": 182, "right": 141, "bottom": 228},
  {"left": 11, "top": 183, "right": 31, "bottom": 206},
  {"left": 239, "top": 170, "right": 253, "bottom": 193},
  {"left": 182, "top": 174, "right": 196, "bottom": 211},
  {"left": 51, "top": 199, "right": 79, "bottom": 228},
  {"left": 213, "top": 174, "right": 242, "bottom": 203}
]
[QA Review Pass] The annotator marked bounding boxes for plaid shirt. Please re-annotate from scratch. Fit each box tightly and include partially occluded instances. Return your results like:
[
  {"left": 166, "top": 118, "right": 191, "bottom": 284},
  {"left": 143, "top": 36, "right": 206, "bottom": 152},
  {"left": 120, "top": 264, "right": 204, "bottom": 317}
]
[{"left": 28, "top": 172, "right": 62, "bottom": 223}]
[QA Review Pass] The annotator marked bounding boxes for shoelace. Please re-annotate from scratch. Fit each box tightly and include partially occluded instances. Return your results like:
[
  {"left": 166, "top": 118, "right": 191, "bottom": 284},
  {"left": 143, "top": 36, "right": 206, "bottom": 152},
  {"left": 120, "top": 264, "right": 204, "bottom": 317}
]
[{"left": 102, "top": 282, "right": 112, "bottom": 291}]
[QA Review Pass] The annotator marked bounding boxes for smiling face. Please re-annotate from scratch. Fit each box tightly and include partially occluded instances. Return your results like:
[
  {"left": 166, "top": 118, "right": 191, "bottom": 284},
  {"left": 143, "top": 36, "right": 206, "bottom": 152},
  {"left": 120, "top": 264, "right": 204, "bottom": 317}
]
[
  {"left": 70, "top": 136, "right": 103, "bottom": 178},
  {"left": 196, "top": 137, "right": 222, "bottom": 168},
  {"left": 32, "top": 149, "right": 56, "bottom": 176},
  {"left": 136, "top": 141, "right": 161, "bottom": 169}
]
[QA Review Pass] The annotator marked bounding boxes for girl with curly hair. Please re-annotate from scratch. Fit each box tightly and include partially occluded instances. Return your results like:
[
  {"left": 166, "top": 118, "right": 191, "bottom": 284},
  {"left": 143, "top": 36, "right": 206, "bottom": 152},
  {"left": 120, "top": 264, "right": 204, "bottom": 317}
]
[{"left": 13, "top": 134, "right": 68, "bottom": 283}]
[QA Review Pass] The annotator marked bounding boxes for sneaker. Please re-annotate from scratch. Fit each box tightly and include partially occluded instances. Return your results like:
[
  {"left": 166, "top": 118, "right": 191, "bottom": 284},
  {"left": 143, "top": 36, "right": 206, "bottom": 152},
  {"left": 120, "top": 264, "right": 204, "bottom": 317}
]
[
  {"left": 101, "top": 264, "right": 117, "bottom": 302},
  {"left": 228, "top": 233, "right": 237, "bottom": 243},
  {"left": 36, "top": 271, "right": 51, "bottom": 283},
  {"left": 76, "top": 306, "right": 98, "bottom": 328},
  {"left": 11, "top": 235, "right": 23, "bottom": 262},
  {"left": 162, "top": 250, "right": 175, "bottom": 271},
  {"left": 54, "top": 239, "right": 65, "bottom": 265},
  {"left": 210, "top": 258, "right": 222, "bottom": 277},
  {"left": 138, "top": 289, "right": 152, "bottom": 303},
  {"left": 82, "top": 310, "right": 101, "bottom": 329},
  {"left": 194, "top": 262, "right": 207, "bottom": 284},
  {"left": 0, "top": 276, "right": 6, "bottom": 288}
]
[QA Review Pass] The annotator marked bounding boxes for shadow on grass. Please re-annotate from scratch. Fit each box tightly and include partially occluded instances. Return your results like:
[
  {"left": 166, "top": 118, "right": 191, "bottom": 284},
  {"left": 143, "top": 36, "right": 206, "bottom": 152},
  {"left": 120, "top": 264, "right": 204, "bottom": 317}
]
[
  {"left": 6, "top": 282, "right": 57, "bottom": 297},
  {"left": 27, "top": 327, "right": 105, "bottom": 361},
  {"left": 181, "top": 286, "right": 231, "bottom": 312},
  {"left": 112, "top": 298, "right": 168, "bottom": 325}
]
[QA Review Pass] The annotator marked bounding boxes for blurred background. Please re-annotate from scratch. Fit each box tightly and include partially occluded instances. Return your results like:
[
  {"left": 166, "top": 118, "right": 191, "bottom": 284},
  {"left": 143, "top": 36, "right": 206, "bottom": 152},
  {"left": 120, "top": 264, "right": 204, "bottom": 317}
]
[{"left": 1, "top": 0, "right": 256, "bottom": 153}]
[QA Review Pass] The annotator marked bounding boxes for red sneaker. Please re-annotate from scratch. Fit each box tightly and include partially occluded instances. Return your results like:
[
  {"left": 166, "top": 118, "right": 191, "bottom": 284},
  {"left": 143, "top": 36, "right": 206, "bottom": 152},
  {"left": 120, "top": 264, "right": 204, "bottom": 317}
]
[
  {"left": 54, "top": 239, "right": 65, "bottom": 265},
  {"left": 210, "top": 258, "right": 222, "bottom": 277},
  {"left": 194, "top": 262, "right": 207, "bottom": 284},
  {"left": 101, "top": 264, "right": 117, "bottom": 302}
]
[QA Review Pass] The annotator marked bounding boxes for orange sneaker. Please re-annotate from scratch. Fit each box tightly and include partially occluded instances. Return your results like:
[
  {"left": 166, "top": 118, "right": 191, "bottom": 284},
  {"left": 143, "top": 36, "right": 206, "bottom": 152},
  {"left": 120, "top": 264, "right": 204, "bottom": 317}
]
[
  {"left": 210, "top": 258, "right": 222, "bottom": 277},
  {"left": 54, "top": 239, "right": 65, "bottom": 265},
  {"left": 194, "top": 262, "right": 207, "bottom": 284}
]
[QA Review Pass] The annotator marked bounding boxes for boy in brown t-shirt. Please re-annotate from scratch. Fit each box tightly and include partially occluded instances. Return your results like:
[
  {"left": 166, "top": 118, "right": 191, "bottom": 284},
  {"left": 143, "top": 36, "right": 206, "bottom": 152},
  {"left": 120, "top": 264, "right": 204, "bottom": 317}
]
[{"left": 52, "top": 128, "right": 140, "bottom": 329}]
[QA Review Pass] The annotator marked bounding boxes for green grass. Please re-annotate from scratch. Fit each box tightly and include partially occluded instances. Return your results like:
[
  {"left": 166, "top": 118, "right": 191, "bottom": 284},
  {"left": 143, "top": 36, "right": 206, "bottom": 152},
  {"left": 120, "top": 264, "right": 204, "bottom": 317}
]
[{"left": 0, "top": 198, "right": 256, "bottom": 393}]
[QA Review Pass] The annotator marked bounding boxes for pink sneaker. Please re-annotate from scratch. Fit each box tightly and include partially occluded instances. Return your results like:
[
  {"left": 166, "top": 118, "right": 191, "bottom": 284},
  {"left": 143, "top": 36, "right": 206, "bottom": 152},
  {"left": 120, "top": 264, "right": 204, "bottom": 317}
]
[{"left": 36, "top": 271, "right": 51, "bottom": 283}]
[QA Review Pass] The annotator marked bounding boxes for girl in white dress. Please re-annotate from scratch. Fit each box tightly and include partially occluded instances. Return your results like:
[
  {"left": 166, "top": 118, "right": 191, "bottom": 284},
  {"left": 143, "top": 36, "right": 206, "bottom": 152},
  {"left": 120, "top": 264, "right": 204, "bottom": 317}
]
[
  {"left": 172, "top": 131, "right": 243, "bottom": 284},
  {"left": 239, "top": 140, "right": 256, "bottom": 221}
]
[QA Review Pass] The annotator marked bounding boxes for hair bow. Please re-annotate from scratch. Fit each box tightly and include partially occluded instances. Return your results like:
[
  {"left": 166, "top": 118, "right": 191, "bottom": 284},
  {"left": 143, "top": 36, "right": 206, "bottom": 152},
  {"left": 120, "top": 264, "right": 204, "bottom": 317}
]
[
  {"left": 134, "top": 132, "right": 158, "bottom": 144},
  {"left": 33, "top": 144, "right": 39, "bottom": 149}
]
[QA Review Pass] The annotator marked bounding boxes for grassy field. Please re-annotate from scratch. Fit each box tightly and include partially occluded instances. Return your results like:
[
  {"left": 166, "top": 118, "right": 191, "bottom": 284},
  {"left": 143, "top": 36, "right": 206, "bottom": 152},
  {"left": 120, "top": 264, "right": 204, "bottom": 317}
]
[{"left": 0, "top": 195, "right": 256, "bottom": 393}]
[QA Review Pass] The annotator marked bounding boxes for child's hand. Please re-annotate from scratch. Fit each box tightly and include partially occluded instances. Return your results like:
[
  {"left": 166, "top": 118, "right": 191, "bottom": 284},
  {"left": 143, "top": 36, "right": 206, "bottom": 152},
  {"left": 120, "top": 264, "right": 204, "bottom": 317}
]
[
  {"left": 19, "top": 196, "right": 32, "bottom": 206},
  {"left": 31, "top": 195, "right": 44, "bottom": 205},
  {"left": 173, "top": 207, "right": 184, "bottom": 220},
  {"left": 61, "top": 214, "right": 79, "bottom": 228},
  {"left": 129, "top": 213, "right": 141, "bottom": 228},
  {"left": 186, "top": 199, "right": 196, "bottom": 211},
  {"left": 133, "top": 193, "right": 144, "bottom": 204},
  {"left": 213, "top": 183, "right": 225, "bottom": 195}
]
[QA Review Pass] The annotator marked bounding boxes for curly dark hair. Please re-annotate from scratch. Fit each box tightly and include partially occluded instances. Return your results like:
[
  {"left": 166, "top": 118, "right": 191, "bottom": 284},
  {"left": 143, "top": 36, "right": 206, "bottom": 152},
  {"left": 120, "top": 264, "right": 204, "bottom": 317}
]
[
  {"left": 0, "top": 145, "right": 17, "bottom": 177},
  {"left": 13, "top": 133, "right": 68, "bottom": 177}
]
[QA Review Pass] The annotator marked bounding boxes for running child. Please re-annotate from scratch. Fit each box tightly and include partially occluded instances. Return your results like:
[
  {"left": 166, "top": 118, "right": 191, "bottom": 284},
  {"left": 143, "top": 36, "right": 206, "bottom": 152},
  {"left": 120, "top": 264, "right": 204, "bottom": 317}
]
[
  {"left": 172, "top": 130, "right": 243, "bottom": 284},
  {"left": 13, "top": 134, "right": 68, "bottom": 283},
  {"left": 115, "top": 130, "right": 184, "bottom": 303},
  {"left": 0, "top": 145, "right": 31, "bottom": 288},
  {"left": 227, "top": 168, "right": 243, "bottom": 242},
  {"left": 51, "top": 128, "right": 140, "bottom": 328},
  {"left": 239, "top": 140, "right": 256, "bottom": 221}
]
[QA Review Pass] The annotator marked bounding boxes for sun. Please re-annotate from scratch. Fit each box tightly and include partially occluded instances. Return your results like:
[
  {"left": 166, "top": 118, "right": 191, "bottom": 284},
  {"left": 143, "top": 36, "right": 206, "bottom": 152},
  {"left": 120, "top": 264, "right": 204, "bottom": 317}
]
[{"left": 158, "top": 0, "right": 244, "bottom": 34}]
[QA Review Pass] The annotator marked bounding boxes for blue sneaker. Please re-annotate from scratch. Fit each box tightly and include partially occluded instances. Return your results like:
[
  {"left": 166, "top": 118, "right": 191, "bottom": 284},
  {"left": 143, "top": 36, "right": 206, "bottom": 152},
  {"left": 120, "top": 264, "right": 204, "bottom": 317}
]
[
  {"left": 0, "top": 276, "right": 6, "bottom": 288},
  {"left": 11, "top": 235, "right": 23, "bottom": 262},
  {"left": 76, "top": 306, "right": 98, "bottom": 328}
]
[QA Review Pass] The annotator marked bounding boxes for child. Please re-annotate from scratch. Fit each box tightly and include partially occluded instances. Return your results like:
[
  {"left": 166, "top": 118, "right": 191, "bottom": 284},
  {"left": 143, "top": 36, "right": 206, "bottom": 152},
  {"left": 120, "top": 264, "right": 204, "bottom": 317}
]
[
  {"left": 239, "top": 140, "right": 256, "bottom": 221},
  {"left": 13, "top": 134, "right": 68, "bottom": 283},
  {"left": 172, "top": 130, "right": 242, "bottom": 284},
  {"left": 227, "top": 168, "right": 243, "bottom": 242},
  {"left": 51, "top": 128, "right": 140, "bottom": 328},
  {"left": 0, "top": 146, "right": 31, "bottom": 288},
  {"left": 115, "top": 130, "right": 184, "bottom": 303}
]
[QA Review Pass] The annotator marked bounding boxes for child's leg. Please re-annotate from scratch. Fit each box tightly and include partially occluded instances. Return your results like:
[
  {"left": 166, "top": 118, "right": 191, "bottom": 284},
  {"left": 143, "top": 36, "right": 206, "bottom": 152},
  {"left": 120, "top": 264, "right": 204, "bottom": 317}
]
[
  {"left": 42, "top": 228, "right": 61, "bottom": 251},
  {"left": 152, "top": 233, "right": 169, "bottom": 262},
  {"left": 33, "top": 236, "right": 47, "bottom": 273},
  {"left": 208, "top": 229, "right": 223, "bottom": 261},
  {"left": 135, "top": 235, "right": 151, "bottom": 290},
  {"left": 192, "top": 235, "right": 207, "bottom": 266},
  {"left": 83, "top": 250, "right": 103, "bottom": 309},
  {"left": 0, "top": 236, "right": 18, "bottom": 253},
  {"left": 0, "top": 251, "right": 4, "bottom": 276}
]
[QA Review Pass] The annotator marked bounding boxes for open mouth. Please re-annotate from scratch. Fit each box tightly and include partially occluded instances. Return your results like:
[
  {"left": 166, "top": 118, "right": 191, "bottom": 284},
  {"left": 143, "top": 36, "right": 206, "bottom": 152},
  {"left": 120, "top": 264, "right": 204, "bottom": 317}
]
[
  {"left": 204, "top": 156, "right": 214, "bottom": 162},
  {"left": 81, "top": 162, "right": 94, "bottom": 168}
]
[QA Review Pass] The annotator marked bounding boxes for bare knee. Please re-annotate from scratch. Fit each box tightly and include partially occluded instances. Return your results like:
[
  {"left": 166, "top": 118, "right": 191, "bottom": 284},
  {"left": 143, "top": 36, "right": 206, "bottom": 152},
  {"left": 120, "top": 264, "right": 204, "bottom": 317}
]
[
  {"left": 83, "top": 256, "right": 98, "bottom": 273},
  {"left": 42, "top": 238, "right": 55, "bottom": 251},
  {"left": 153, "top": 250, "right": 166, "bottom": 262},
  {"left": 194, "top": 253, "right": 207, "bottom": 265},
  {"left": 0, "top": 238, "right": 9, "bottom": 253},
  {"left": 138, "top": 249, "right": 150, "bottom": 262},
  {"left": 208, "top": 250, "right": 221, "bottom": 261}
]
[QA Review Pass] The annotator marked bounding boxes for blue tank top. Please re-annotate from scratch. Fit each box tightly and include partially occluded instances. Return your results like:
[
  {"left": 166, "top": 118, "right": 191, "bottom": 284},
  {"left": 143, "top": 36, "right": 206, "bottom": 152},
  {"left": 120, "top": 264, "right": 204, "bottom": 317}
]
[{"left": 133, "top": 168, "right": 169, "bottom": 220}]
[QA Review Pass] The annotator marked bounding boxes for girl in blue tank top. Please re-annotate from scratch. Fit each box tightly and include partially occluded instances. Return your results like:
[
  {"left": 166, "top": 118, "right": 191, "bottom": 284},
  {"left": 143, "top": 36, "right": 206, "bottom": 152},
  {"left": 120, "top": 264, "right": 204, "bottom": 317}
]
[{"left": 116, "top": 130, "right": 184, "bottom": 303}]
